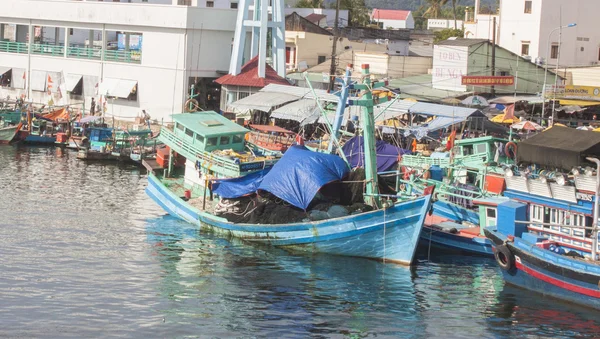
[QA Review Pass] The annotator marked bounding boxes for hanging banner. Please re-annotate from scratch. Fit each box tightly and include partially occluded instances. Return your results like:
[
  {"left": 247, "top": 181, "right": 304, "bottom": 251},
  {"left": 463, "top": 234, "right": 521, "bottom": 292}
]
[
  {"left": 545, "top": 85, "right": 600, "bottom": 101},
  {"left": 461, "top": 76, "right": 515, "bottom": 86}
]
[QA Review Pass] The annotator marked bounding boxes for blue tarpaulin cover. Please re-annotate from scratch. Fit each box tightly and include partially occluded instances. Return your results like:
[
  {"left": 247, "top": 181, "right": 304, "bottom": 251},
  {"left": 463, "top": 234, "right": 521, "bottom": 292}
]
[
  {"left": 258, "top": 146, "right": 349, "bottom": 209},
  {"left": 211, "top": 168, "right": 271, "bottom": 199},
  {"left": 342, "top": 136, "right": 411, "bottom": 172}
]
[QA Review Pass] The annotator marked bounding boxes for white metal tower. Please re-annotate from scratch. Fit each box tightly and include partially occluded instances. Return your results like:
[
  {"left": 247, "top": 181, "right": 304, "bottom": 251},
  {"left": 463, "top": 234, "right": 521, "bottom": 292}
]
[{"left": 228, "top": 0, "right": 286, "bottom": 78}]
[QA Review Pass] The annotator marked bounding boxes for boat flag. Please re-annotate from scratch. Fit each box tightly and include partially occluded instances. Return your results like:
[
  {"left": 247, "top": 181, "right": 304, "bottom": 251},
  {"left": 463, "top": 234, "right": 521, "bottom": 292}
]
[
  {"left": 446, "top": 129, "right": 457, "bottom": 151},
  {"left": 295, "top": 134, "right": 304, "bottom": 146},
  {"left": 47, "top": 74, "right": 53, "bottom": 95},
  {"left": 504, "top": 104, "right": 515, "bottom": 121},
  {"left": 22, "top": 71, "right": 26, "bottom": 80}
]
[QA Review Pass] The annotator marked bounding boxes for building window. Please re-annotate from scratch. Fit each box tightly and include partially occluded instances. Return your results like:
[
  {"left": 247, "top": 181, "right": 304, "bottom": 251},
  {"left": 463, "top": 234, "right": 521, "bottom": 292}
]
[
  {"left": 206, "top": 1, "right": 214, "bottom": 7},
  {"left": 551, "top": 44, "right": 559, "bottom": 59},
  {"left": 69, "top": 28, "right": 74, "bottom": 36},
  {"left": 598, "top": 47, "right": 600, "bottom": 61},
  {"left": 521, "top": 43, "right": 530, "bottom": 56},
  {"left": 524, "top": 1, "right": 532, "bottom": 14},
  {"left": 230, "top": 2, "right": 238, "bottom": 8},
  {"left": 317, "top": 55, "right": 327, "bottom": 64}
]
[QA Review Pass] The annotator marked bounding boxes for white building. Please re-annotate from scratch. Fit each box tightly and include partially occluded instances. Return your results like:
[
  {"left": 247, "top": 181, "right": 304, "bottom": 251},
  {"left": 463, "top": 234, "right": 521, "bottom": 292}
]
[
  {"left": 427, "top": 19, "right": 464, "bottom": 31},
  {"left": 0, "top": 0, "right": 238, "bottom": 121},
  {"left": 370, "top": 9, "right": 414, "bottom": 30},
  {"left": 464, "top": 0, "right": 600, "bottom": 69}
]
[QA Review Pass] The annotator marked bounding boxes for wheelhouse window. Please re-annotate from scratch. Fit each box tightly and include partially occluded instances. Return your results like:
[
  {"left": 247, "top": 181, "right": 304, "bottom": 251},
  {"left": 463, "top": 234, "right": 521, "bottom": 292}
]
[
  {"left": 185, "top": 128, "right": 194, "bottom": 138},
  {"left": 207, "top": 137, "right": 218, "bottom": 146},
  {"left": 220, "top": 136, "right": 230, "bottom": 145},
  {"left": 176, "top": 123, "right": 184, "bottom": 132},
  {"left": 233, "top": 134, "right": 243, "bottom": 143},
  {"left": 196, "top": 134, "right": 205, "bottom": 143}
]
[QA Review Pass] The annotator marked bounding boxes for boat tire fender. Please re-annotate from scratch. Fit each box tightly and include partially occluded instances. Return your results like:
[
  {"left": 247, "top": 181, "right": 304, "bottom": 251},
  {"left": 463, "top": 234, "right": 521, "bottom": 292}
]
[
  {"left": 505, "top": 142, "right": 517, "bottom": 159},
  {"left": 495, "top": 244, "right": 515, "bottom": 271}
]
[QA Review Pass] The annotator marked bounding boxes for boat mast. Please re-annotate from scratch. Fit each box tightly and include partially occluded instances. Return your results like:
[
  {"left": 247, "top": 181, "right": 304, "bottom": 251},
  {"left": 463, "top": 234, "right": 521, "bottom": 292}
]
[
  {"left": 327, "top": 64, "right": 352, "bottom": 153},
  {"left": 588, "top": 157, "right": 600, "bottom": 261},
  {"left": 350, "top": 64, "right": 389, "bottom": 208}
]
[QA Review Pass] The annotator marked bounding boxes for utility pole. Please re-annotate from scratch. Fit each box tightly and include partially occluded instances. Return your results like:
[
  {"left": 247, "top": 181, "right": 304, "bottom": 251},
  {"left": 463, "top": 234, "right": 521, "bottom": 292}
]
[
  {"left": 490, "top": 16, "right": 496, "bottom": 97},
  {"left": 328, "top": 0, "right": 340, "bottom": 92}
]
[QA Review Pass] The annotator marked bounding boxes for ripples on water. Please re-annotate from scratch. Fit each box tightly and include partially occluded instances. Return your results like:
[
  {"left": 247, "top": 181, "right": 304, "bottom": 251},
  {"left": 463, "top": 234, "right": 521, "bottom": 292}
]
[{"left": 0, "top": 146, "right": 599, "bottom": 338}]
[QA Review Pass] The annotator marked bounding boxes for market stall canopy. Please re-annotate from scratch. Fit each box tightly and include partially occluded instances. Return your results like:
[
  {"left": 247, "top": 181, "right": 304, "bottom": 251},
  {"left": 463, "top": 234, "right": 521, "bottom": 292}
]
[
  {"left": 228, "top": 91, "right": 299, "bottom": 115},
  {"left": 517, "top": 125, "right": 600, "bottom": 170},
  {"left": 491, "top": 113, "right": 521, "bottom": 124},
  {"left": 559, "top": 99, "right": 600, "bottom": 107},
  {"left": 270, "top": 98, "right": 321, "bottom": 124},
  {"left": 461, "top": 95, "right": 489, "bottom": 106},
  {"left": 511, "top": 120, "right": 543, "bottom": 131},
  {"left": 79, "top": 115, "right": 102, "bottom": 124},
  {"left": 489, "top": 96, "right": 544, "bottom": 105}
]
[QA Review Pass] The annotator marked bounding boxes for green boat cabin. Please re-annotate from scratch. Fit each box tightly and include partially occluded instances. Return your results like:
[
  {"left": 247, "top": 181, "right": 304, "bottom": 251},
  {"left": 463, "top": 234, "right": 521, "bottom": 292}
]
[{"left": 171, "top": 112, "right": 247, "bottom": 153}]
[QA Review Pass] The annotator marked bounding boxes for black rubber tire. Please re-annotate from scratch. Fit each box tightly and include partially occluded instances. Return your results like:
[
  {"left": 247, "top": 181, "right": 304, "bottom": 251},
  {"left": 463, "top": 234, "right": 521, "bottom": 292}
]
[{"left": 495, "top": 244, "right": 515, "bottom": 271}]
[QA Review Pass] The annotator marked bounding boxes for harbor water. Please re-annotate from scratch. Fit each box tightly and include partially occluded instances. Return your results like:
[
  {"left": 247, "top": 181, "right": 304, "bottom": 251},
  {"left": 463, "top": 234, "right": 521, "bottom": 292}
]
[{"left": 1, "top": 146, "right": 599, "bottom": 338}]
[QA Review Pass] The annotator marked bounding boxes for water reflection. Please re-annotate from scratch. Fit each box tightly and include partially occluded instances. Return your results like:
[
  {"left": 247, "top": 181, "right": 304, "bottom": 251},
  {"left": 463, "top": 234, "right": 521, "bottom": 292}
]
[
  {"left": 2, "top": 146, "right": 600, "bottom": 338},
  {"left": 146, "top": 216, "right": 423, "bottom": 338}
]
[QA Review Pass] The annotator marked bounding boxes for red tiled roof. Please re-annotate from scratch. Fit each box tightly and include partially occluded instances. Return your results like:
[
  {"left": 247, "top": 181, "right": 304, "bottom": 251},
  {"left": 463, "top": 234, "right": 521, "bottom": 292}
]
[
  {"left": 304, "top": 13, "right": 327, "bottom": 23},
  {"left": 371, "top": 9, "right": 411, "bottom": 21},
  {"left": 215, "top": 56, "right": 289, "bottom": 88}
]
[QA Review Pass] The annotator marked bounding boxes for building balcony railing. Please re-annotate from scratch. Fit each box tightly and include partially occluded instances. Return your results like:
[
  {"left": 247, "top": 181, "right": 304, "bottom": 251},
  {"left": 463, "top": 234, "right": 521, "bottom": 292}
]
[
  {"left": 67, "top": 46, "right": 102, "bottom": 60},
  {"left": 0, "top": 41, "right": 28, "bottom": 54},
  {"left": 0, "top": 41, "right": 141, "bottom": 64},
  {"left": 104, "top": 50, "right": 141, "bottom": 64},
  {"left": 31, "top": 43, "right": 65, "bottom": 57}
]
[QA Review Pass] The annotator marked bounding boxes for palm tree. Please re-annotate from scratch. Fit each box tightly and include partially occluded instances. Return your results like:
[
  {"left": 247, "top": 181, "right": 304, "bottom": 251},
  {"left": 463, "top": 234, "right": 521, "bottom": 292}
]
[{"left": 423, "top": 0, "right": 449, "bottom": 19}]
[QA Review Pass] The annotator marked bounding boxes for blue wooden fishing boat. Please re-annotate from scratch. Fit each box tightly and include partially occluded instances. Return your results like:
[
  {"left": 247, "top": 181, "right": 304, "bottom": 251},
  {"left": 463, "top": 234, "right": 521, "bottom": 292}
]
[
  {"left": 483, "top": 126, "right": 600, "bottom": 308},
  {"left": 400, "top": 136, "right": 515, "bottom": 256},
  {"left": 145, "top": 64, "right": 433, "bottom": 264}
]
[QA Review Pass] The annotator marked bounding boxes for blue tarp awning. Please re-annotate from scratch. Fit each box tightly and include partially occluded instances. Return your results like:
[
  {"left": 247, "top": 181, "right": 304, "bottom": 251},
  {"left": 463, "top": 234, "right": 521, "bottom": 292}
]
[
  {"left": 342, "top": 136, "right": 411, "bottom": 172},
  {"left": 211, "top": 146, "right": 349, "bottom": 209},
  {"left": 212, "top": 168, "right": 271, "bottom": 199},
  {"left": 259, "top": 146, "right": 349, "bottom": 209}
]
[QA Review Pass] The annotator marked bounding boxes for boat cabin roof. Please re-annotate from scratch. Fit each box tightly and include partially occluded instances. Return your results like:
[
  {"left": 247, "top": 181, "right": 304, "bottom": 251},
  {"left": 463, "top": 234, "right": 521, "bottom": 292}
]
[
  {"left": 249, "top": 124, "right": 293, "bottom": 134},
  {"left": 172, "top": 111, "right": 248, "bottom": 138},
  {"left": 454, "top": 136, "right": 509, "bottom": 146}
]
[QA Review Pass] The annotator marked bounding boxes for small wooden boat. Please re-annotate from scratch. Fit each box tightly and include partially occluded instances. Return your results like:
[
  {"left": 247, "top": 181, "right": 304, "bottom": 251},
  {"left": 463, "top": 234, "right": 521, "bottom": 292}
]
[
  {"left": 0, "top": 122, "right": 22, "bottom": 145},
  {"left": 246, "top": 124, "right": 295, "bottom": 155}
]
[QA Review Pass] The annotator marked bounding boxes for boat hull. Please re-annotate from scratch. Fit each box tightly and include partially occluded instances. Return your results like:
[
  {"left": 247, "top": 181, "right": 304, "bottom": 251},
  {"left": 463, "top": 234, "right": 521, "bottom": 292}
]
[
  {"left": 420, "top": 225, "right": 492, "bottom": 256},
  {"left": 146, "top": 173, "right": 431, "bottom": 264},
  {"left": 485, "top": 228, "right": 600, "bottom": 310},
  {"left": 23, "top": 134, "right": 57, "bottom": 144},
  {"left": 0, "top": 125, "right": 19, "bottom": 144}
]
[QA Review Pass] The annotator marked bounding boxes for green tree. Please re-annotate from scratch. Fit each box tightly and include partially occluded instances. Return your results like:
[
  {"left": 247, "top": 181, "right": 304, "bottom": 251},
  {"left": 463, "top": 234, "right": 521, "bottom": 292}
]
[
  {"left": 331, "top": 0, "right": 370, "bottom": 27},
  {"left": 433, "top": 28, "right": 464, "bottom": 43},
  {"left": 423, "top": 0, "right": 449, "bottom": 19}
]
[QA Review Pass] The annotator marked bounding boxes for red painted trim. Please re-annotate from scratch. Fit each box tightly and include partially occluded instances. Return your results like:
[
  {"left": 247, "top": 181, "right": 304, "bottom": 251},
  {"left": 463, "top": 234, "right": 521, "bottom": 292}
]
[{"left": 515, "top": 260, "right": 600, "bottom": 298}]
